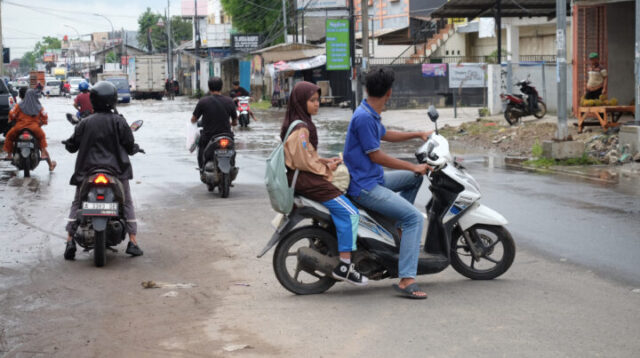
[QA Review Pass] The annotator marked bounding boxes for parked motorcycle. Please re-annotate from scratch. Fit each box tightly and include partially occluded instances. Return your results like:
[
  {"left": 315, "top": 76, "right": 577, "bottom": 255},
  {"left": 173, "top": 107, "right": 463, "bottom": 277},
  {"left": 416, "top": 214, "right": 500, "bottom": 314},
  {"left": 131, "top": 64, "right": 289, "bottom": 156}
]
[
  {"left": 8, "top": 129, "right": 42, "bottom": 177},
  {"left": 259, "top": 106, "right": 516, "bottom": 295},
  {"left": 66, "top": 120, "right": 144, "bottom": 267},
  {"left": 501, "top": 80, "right": 547, "bottom": 125},
  {"left": 236, "top": 96, "right": 251, "bottom": 128},
  {"left": 201, "top": 134, "right": 239, "bottom": 197}
]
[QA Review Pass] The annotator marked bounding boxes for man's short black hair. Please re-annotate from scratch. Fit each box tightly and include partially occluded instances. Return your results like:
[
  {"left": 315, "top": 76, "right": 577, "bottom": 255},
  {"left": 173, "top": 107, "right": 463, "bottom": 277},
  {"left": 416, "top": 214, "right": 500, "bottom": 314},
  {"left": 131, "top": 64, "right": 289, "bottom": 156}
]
[
  {"left": 365, "top": 67, "right": 395, "bottom": 97},
  {"left": 232, "top": 81, "right": 240, "bottom": 86},
  {"left": 208, "top": 77, "right": 223, "bottom": 92},
  {"left": 19, "top": 87, "right": 27, "bottom": 99}
]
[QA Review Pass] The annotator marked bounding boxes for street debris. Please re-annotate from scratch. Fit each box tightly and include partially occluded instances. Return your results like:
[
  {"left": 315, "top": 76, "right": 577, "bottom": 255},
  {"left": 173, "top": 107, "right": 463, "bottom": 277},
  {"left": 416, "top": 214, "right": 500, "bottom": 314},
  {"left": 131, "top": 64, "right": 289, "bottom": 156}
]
[
  {"left": 162, "top": 291, "right": 179, "bottom": 298},
  {"left": 234, "top": 283, "right": 251, "bottom": 287},
  {"left": 632, "top": 289, "right": 640, "bottom": 294},
  {"left": 223, "top": 344, "right": 252, "bottom": 352},
  {"left": 141, "top": 281, "right": 198, "bottom": 289}
]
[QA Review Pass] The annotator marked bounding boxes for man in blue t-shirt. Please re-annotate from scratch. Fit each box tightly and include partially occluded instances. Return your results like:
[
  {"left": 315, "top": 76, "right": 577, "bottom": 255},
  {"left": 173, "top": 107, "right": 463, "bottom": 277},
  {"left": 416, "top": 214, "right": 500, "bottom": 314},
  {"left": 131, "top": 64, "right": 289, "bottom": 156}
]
[{"left": 343, "top": 68, "right": 432, "bottom": 299}]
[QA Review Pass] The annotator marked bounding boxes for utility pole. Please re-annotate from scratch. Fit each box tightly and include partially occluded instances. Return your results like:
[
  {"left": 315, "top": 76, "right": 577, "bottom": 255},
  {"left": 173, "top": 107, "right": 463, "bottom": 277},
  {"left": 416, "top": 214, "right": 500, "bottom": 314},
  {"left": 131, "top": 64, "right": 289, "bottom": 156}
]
[
  {"left": 0, "top": 0, "right": 4, "bottom": 76},
  {"left": 635, "top": 0, "right": 640, "bottom": 124},
  {"left": 348, "top": 0, "right": 356, "bottom": 111},
  {"left": 556, "top": 0, "right": 568, "bottom": 140},
  {"left": 361, "top": 0, "right": 369, "bottom": 70},
  {"left": 282, "top": 0, "right": 288, "bottom": 43},
  {"left": 194, "top": 0, "right": 201, "bottom": 96},
  {"left": 167, "top": 0, "right": 173, "bottom": 84}
]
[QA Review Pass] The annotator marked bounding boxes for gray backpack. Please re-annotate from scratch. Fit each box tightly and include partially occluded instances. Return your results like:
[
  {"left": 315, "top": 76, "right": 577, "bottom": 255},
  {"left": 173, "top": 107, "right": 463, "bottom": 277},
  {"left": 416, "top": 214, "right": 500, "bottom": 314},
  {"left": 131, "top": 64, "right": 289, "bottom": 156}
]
[{"left": 265, "top": 120, "right": 303, "bottom": 214}]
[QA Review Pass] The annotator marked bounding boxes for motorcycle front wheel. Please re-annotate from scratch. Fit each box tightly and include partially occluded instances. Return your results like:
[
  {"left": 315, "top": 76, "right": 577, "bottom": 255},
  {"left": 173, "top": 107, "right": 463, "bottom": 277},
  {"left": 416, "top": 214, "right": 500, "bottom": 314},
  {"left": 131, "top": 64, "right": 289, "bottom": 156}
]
[
  {"left": 273, "top": 227, "right": 338, "bottom": 295},
  {"left": 450, "top": 224, "right": 515, "bottom": 280},
  {"left": 504, "top": 105, "right": 519, "bottom": 125},
  {"left": 94, "top": 230, "right": 107, "bottom": 267},
  {"left": 533, "top": 100, "right": 547, "bottom": 119}
]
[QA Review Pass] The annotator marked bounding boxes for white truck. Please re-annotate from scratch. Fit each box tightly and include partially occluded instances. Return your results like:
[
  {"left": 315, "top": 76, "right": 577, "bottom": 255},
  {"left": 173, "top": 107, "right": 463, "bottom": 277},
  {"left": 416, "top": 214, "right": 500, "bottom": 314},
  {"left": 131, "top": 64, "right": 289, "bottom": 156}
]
[{"left": 131, "top": 55, "right": 166, "bottom": 100}]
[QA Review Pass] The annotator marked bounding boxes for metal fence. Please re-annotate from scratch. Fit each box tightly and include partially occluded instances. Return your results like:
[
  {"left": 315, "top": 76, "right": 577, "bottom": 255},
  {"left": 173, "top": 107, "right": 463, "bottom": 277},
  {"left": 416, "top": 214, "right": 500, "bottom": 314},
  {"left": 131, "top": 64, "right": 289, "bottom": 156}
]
[{"left": 360, "top": 55, "right": 557, "bottom": 66}]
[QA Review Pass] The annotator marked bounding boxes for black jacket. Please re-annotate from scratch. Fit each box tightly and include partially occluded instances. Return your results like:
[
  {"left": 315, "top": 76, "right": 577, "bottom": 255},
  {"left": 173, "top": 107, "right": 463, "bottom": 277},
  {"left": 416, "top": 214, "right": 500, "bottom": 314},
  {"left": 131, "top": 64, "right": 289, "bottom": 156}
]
[{"left": 64, "top": 112, "right": 137, "bottom": 185}]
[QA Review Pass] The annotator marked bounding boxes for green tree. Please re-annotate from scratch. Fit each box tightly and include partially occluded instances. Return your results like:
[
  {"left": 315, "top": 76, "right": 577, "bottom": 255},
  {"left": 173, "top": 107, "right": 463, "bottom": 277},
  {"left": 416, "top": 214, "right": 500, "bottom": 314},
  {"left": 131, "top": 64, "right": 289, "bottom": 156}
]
[
  {"left": 105, "top": 51, "right": 118, "bottom": 63},
  {"left": 137, "top": 7, "right": 193, "bottom": 53},
  {"left": 19, "top": 51, "right": 37, "bottom": 72},
  {"left": 220, "top": 0, "right": 285, "bottom": 46},
  {"left": 33, "top": 36, "right": 62, "bottom": 58}
]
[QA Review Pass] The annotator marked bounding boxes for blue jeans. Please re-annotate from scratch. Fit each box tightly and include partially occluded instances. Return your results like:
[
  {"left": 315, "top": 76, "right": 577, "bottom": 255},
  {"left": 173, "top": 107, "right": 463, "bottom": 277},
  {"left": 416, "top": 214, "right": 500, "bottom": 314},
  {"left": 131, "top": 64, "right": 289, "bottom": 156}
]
[
  {"left": 322, "top": 195, "right": 359, "bottom": 253},
  {"left": 353, "top": 171, "right": 424, "bottom": 278}
]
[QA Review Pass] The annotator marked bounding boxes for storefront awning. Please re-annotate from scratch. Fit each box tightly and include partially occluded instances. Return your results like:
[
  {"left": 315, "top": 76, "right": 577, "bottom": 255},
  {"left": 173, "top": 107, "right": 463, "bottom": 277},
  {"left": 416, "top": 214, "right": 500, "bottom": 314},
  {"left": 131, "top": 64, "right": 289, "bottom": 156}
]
[
  {"left": 431, "top": 0, "right": 570, "bottom": 20},
  {"left": 265, "top": 55, "right": 326, "bottom": 76}
]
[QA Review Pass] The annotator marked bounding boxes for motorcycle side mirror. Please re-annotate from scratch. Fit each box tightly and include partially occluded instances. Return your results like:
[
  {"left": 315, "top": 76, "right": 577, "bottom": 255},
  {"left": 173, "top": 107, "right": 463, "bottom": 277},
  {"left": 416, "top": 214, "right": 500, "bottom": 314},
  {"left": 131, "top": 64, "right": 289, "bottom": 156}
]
[
  {"left": 428, "top": 105, "right": 439, "bottom": 136},
  {"left": 427, "top": 105, "right": 439, "bottom": 122},
  {"left": 130, "top": 120, "right": 143, "bottom": 132}
]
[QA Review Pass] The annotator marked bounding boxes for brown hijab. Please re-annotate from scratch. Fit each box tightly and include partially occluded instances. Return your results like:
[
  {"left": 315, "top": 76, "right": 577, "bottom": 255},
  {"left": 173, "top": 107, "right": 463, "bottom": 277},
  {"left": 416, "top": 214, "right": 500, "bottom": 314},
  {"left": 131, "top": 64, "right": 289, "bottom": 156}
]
[{"left": 280, "top": 81, "right": 321, "bottom": 148}]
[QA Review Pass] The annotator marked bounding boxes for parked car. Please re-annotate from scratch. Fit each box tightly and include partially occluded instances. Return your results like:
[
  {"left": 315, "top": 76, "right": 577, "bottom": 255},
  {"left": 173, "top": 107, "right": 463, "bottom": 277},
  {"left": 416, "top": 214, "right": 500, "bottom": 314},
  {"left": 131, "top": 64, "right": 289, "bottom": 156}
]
[
  {"left": 104, "top": 77, "right": 131, "bottom": 103},
  {"left": 16, "top": 78, "right": 29, "bottom": 89},
  {"left": 0, "top": 80, "right": 16, "bottom": 136},
  {"left": 68, "top": 77, "right": 87, "bottom": 95},
  {"left": 44, "top": 80, "right": 62, "bottom": 96}
]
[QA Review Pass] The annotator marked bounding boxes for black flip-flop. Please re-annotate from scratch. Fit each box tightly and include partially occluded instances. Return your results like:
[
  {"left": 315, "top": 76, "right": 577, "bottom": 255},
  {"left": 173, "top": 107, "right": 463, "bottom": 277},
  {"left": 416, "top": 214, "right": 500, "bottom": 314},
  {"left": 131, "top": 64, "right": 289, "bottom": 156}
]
[{"left": 393, "top": 283, "right": 428, "bottom": 300}]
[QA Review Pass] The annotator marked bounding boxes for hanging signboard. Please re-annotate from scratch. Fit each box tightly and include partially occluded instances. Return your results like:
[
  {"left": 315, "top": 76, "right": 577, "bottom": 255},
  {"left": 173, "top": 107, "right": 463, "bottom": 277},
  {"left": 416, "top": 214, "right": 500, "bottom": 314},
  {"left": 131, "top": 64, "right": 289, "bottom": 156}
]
[
  {"left": 231, "top": 34, "right": 262, "bottom": 52},
  {"left": 326, "top": 19, "right": 350, "bottom": 71},
  {"left": 448, "top": 63, "right": 486, "bottom": 88}
]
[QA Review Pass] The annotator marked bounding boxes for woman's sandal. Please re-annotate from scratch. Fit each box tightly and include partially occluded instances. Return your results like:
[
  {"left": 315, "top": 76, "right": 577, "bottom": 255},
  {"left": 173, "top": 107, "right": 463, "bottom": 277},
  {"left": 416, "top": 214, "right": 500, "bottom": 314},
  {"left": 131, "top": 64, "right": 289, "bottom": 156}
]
[{"left": 393, "top": 283, "right": 428, "bottom": 300}]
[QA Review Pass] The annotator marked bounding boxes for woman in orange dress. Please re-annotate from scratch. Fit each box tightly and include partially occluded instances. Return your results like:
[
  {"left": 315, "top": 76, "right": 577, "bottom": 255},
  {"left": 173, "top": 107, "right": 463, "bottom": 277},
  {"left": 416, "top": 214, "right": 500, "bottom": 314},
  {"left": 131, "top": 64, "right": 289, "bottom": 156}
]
[{"left": 3, "top": 88, "right": 56, "bottom": 171}]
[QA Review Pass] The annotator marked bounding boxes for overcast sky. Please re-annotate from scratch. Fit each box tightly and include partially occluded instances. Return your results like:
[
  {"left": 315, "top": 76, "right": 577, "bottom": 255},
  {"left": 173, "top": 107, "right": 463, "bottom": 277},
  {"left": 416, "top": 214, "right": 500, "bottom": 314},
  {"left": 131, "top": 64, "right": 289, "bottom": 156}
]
[{"left": 3, "top": 0, "right": 184, "bottom": 59}]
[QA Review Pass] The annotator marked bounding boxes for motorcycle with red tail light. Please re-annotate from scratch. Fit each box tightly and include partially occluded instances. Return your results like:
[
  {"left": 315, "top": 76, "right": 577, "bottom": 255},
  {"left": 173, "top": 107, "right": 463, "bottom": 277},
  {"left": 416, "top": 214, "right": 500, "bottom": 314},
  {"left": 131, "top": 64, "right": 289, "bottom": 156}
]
[
  {"left": 9, "top": 129, "right": 43, "bottom": 177},
  {"left": 201, "top": 134, "right": 238, "bottom": 197},
  {"left": 500, "top": 80, "right": 547, "bottom": 125},
  {"left": 66, "top": 120, "right": 144, "bottom": 267},
  {"left": 236, "top": 96, "right": 251, "bottom": 127}
]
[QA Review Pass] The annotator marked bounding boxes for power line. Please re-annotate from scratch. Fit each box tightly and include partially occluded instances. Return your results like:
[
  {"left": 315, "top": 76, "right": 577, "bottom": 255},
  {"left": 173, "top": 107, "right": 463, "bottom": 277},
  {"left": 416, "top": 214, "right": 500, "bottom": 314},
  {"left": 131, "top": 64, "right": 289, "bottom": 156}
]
[
  {"left": 4, "top": 0, "right": 138, "bottom": 18},
  {"left": 237, "top": 0, "right": 280, "bottom": 12}
]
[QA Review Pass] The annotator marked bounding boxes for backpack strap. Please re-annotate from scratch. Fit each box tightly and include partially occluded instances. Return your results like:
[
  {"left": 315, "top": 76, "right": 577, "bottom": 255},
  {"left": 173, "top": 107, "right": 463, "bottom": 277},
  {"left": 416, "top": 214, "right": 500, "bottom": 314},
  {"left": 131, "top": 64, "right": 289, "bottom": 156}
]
[
  {"left": 283, "top": 120, "right": 305, "bottom": 191},
  {"left": 284, "top": 119, "right": 305, "bottom": 140}
]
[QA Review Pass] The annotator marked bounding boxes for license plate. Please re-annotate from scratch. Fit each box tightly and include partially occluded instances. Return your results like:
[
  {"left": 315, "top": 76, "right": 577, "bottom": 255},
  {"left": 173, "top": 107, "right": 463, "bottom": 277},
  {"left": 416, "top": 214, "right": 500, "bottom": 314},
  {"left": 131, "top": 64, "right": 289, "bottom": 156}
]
[
  {"left": 17, "top": 142, "right": 34, "bottom": 148},
  {"left": 216, "top": 149, "right": 229, "bottom": 155},
  {"left": 82, "top": 202, "right": 118, "bottom": 216}
]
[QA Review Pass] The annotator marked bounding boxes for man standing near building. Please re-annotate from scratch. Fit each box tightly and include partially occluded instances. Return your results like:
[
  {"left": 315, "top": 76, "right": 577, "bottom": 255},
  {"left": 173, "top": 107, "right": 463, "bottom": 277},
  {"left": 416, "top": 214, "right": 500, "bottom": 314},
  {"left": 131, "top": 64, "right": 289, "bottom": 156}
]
[{"left": 585, "top": 52, "right": 608, "bottom": 100}]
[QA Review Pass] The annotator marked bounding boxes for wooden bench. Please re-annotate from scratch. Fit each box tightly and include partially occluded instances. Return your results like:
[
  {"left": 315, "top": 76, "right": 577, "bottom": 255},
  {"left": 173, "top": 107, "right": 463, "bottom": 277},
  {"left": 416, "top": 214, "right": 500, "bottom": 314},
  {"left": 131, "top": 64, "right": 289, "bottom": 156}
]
[{"left": 577, "top": 105, "right": 635, "bottom": 133}]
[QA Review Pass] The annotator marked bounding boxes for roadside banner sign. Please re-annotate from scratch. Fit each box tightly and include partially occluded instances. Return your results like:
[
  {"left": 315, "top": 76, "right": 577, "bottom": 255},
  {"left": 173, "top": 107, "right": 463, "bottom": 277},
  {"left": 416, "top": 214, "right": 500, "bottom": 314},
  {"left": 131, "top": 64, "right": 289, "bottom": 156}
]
[
  {"left": 325, "top": 19, "right": 350, "bottom": 71},
  {"left": 448, "top": 63, "right": 486, "bottom": 88},
  {"left": 422, "top": 64, "right": 447, "bottom": 77}
]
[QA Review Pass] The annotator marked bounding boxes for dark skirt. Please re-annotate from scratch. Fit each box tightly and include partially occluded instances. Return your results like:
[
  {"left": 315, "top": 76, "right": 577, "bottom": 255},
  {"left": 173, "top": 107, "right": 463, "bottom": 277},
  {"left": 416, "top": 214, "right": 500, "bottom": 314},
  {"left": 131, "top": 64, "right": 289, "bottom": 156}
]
[{"left": 287, "top": 169, "right": 342, "bottom": 203}]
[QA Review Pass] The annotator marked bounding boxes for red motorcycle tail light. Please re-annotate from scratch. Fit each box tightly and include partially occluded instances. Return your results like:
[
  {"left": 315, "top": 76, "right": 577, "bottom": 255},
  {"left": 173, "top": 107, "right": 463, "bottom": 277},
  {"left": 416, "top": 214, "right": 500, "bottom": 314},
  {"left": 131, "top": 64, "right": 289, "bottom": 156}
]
[
  {"left": 94, "top": 174, "right": 109, "bottom": 184},
  {"left": 21, "top": 133, "right": 32, "bottom": 140},
  {"left": 97, "top": 195, "right": 105, "bottom": 200},
  {"left": 219, "top": 138, "right": 230, "bottom": 148}
]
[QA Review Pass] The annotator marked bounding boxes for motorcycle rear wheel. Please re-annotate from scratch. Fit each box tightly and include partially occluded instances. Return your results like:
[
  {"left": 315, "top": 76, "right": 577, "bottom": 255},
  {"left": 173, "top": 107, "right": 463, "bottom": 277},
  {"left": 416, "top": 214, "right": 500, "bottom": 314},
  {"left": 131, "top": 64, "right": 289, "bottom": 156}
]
[
  {"left": 504, "top": 105, "right": 519, "bottom": 125},
  {"left": 219, "top": 173, "right": 230, "bottom": 198},
  {"left": 94, "top": 230, "right": 107, "bottom": 267},
  {"left": 450, "top": 224, "right": 515, "bottom": 280},
  {"left": 533, "top": 100, "right": 547, "bottom": 119},
  {"left": 22, "top": 157, "right": 30, "bottom": 178},
  {"left": 273, "top": 227, "right": 338, "bottom": 295}
]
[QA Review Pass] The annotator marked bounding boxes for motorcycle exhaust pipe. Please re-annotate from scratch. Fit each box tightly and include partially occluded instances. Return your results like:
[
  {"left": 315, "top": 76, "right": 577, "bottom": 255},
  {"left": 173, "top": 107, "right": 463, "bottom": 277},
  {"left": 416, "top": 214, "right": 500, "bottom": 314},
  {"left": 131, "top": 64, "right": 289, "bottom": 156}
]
[{"left": 297, "top": 247, "right": 339, "bottom": 276}]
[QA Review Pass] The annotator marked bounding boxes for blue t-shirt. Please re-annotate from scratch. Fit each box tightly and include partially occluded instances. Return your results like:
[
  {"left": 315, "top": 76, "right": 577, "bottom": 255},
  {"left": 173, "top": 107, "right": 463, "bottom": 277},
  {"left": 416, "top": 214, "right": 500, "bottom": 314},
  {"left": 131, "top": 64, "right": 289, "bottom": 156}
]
[{"left": 344, "top": 99, "right": 386, "bottom": 197}]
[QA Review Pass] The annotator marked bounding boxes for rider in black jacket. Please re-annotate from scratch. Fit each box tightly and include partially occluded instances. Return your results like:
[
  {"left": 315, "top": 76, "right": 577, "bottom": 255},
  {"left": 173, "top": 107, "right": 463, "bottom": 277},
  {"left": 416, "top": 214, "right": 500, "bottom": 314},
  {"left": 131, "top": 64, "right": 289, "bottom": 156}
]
[{"left": 62, "top": 81, "right": 143, "bottom": 260}]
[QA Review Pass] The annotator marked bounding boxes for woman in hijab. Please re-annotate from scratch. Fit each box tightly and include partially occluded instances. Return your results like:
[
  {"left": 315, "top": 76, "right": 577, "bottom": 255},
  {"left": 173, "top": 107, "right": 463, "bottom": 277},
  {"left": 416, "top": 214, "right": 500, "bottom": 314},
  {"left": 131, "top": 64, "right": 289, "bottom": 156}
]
[
  {"left": 3, "top": 88, "right": 56, "bottom": 171},
  {"left": 281, "top": 81, "right": 368, "bottom": 286}
]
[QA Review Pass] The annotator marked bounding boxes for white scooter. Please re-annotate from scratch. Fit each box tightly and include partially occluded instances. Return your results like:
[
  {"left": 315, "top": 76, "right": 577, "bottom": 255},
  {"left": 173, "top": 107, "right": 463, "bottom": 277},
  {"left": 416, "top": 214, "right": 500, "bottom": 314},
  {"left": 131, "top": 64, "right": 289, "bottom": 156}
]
[{"left": 259, "top": 106, "right": 515, "bottom": 295}]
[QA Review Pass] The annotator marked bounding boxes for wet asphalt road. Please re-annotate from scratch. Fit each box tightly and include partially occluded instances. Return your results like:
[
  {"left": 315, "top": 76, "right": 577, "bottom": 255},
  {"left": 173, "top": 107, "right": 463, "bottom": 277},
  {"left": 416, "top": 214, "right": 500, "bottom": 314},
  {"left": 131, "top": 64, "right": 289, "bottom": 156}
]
[{"left": 1, "top": 96, "right": 639, "bottom": 357}]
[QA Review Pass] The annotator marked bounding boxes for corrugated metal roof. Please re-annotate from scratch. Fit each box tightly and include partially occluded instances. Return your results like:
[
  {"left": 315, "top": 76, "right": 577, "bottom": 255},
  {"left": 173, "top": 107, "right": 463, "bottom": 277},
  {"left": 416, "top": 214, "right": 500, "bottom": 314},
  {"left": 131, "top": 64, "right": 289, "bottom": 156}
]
[{"left": 431, "top": 0, "right": 570, "bottom": 19}]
